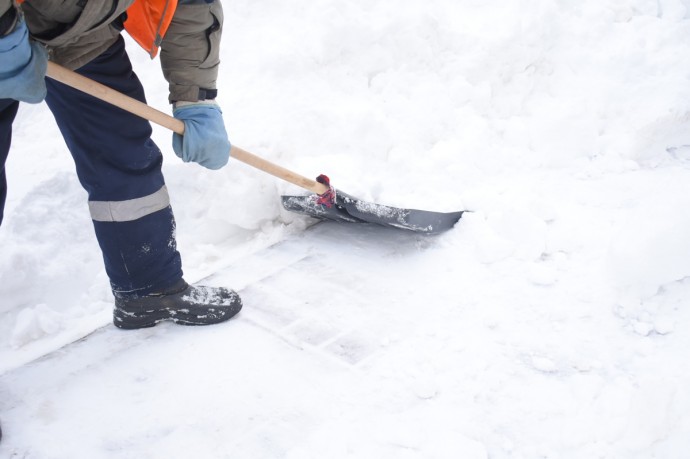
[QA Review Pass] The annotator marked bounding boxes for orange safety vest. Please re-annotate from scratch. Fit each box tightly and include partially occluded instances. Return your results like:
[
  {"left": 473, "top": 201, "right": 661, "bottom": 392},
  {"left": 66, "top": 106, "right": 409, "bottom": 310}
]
[
  {"left": 15, "top": 0, "right": 178, "bottom": 58},
  {"left": 124, "top": 0, "right": 178, "bottom": 58}
]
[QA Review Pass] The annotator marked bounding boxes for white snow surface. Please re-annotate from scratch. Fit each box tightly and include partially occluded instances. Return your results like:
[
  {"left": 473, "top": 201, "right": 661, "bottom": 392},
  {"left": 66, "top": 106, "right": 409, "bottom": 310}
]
[{"left": 3, "top": 0, "right": 690, "bottom": 456}]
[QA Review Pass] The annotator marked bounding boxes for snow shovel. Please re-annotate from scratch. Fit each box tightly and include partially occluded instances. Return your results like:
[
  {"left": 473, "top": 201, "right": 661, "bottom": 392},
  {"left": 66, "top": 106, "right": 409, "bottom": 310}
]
[{"left": 45, "top": 62, "right": 464, "bottom": 234}]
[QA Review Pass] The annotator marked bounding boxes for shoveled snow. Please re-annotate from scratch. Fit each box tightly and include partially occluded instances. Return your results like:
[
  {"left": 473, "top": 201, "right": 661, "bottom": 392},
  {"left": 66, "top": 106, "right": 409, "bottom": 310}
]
[
  {"left": 181, "top": 285, "right": 240, "bottom": 307},
  {"left": 3, "top": 0, "right": 690, "bottom": 457}
]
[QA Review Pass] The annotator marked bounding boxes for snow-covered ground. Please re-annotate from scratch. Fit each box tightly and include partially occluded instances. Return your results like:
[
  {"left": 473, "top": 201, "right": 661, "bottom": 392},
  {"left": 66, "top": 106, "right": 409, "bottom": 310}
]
[{"left": 3, "top": 0, "right": 690, "bottom": 456}]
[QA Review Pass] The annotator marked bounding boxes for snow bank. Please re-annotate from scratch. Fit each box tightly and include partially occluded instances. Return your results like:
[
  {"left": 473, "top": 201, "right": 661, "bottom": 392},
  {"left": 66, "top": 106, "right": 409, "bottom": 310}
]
[{"left": 3, "top": 0, "right": 690, "bottom": 455}]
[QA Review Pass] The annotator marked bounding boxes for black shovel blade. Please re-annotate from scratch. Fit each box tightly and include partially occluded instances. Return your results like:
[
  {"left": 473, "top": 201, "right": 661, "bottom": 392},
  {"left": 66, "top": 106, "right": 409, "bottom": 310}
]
[{"left": 282, "top": 190, "right": 464, "bottom": 235}]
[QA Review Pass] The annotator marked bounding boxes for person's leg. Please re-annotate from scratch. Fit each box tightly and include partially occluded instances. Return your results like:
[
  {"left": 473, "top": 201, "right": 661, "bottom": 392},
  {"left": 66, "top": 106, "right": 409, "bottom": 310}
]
[
  {"left": 44, "top": 36, "right": 182, "bottom": 295},
  {"left": 0, "top": 98, "right": 19, "bottom": 227},
  {"left": 44, "top": 36, "right": 241, "bottom": 328},
  {"left": 0, "top": 101, "right": 12, "bottom": 439}
]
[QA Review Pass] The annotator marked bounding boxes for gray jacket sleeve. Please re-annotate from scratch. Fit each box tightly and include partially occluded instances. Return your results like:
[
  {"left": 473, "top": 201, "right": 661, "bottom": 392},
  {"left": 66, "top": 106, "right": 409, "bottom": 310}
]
[
  {"left": 0, "top": 0, "right": 18, "bottom": 36},
  {"left": 0, "top": 0, "right": 12, "bottom": 15},
  {"left": 160, "top": 0, "right": 223, "bottom": 103}
]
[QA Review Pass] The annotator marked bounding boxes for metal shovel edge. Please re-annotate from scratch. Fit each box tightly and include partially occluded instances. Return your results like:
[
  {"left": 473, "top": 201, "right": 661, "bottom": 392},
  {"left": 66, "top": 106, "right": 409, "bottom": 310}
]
[{"left": 282, "top": 190, "right": 464, "bottom": 235}]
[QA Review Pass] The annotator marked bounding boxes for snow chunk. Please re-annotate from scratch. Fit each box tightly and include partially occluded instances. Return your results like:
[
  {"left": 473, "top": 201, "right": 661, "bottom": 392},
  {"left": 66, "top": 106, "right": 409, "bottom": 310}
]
[{"left": 10, "top": 304, "right": 64, "bottom": 349}]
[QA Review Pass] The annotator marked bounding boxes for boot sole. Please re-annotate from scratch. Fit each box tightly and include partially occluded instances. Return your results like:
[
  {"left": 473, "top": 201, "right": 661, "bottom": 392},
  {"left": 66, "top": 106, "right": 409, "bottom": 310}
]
[{"left": 113, "top": 300, "right": 243, "bottom": 330}]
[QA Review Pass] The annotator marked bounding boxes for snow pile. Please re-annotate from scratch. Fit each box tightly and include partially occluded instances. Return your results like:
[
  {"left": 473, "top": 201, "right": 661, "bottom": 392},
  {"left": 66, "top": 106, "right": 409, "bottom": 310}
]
[{"left": 3, "top": 0, "right": 690, "bottom": 456}]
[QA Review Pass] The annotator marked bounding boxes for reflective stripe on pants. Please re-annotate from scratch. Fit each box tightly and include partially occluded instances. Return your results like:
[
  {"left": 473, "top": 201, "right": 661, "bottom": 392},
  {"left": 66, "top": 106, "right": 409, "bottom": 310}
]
[{"left": 89, "top": 185, "right": 170, "bottom": 223}]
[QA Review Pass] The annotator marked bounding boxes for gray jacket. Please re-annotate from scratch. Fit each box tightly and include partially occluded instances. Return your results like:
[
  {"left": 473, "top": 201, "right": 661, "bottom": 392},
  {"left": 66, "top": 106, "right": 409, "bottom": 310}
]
[{"left": 0, "top": 0, "right": 223, "bottom": 102}]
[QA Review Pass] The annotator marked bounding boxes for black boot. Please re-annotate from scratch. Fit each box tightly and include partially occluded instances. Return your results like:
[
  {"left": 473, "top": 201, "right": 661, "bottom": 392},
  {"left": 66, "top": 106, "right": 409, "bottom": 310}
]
[{"left": 113, "top": 279, "right": 242, "bottom": 329}]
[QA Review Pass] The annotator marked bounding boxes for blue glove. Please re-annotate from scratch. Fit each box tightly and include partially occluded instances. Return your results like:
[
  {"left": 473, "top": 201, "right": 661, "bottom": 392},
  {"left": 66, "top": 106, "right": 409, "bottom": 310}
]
[
  {"left": 0, "top": 18, "right": 47, "bottom": 104},
  {"left": 172, "top": 101, "right": 230, "bottom": 170}
]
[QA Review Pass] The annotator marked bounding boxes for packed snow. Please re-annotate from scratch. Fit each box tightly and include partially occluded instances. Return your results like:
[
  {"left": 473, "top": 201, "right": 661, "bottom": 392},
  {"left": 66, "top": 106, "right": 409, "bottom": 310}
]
[{"left": 3, "top": 0, "right": 690, "bottom": 457}]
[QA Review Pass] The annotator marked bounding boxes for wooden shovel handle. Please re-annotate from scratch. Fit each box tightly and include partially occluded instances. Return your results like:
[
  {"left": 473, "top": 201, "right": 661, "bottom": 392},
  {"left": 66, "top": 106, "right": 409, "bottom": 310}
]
[{"left": 45, "top": 61, "right": 329, "bottom": 195}]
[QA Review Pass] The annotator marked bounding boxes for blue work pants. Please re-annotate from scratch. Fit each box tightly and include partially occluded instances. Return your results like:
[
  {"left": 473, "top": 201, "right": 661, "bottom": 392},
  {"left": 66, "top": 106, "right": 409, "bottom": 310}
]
[{"left": 0, "top": 36, "right": 183, "bottom": 295}]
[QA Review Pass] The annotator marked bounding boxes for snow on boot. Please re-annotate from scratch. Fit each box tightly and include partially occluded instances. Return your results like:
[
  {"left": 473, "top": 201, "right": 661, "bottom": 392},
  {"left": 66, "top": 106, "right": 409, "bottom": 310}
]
[{"left": 113, "top": 279, "right": 242, "bottom": 329}]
